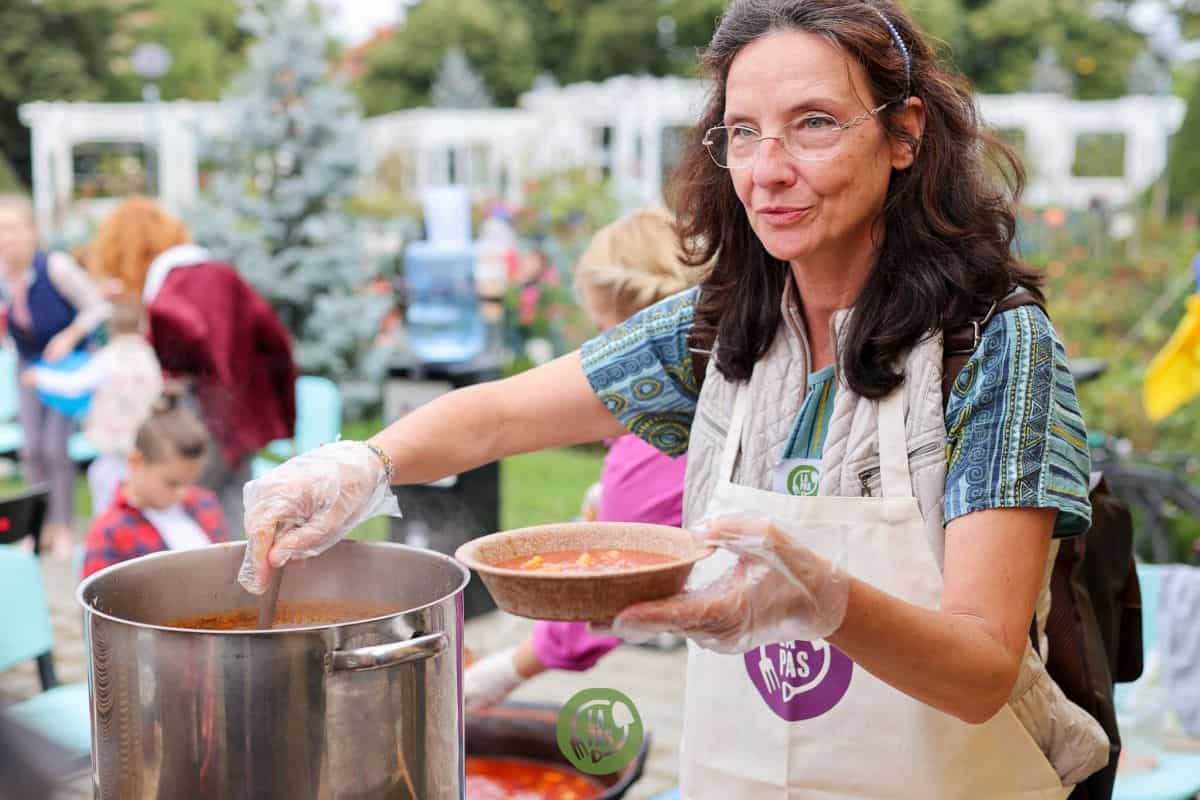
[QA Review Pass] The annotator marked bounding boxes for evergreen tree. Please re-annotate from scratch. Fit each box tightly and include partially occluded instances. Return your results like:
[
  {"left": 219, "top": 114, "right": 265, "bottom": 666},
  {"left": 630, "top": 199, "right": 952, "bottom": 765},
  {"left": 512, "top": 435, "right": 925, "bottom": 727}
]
[{"left": 190, "top": 1, "right": 389, "bottom": 391}]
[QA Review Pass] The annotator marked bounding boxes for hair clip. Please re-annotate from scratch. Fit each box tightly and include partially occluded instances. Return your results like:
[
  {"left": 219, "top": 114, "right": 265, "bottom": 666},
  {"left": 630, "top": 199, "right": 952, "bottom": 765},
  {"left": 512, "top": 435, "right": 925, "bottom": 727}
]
[{"left": 874, "top": 10, "right": 911, "bottom": 100}]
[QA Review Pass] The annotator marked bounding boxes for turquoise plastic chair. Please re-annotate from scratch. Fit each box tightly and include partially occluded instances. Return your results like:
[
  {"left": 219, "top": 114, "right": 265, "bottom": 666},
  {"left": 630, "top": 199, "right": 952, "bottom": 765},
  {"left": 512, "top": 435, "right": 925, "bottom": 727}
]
[
  {"left": 0, "top": 545, "right": 91, "bottom": 757},
  {"left": 0, "top": 346, "right": 25, "bottom": 455},
  {"left": 1113, "top": 562, "right": 1200, "bottom": 800},
  {"left": 252, "top": 376, "right": 342, "bottom": 478}
]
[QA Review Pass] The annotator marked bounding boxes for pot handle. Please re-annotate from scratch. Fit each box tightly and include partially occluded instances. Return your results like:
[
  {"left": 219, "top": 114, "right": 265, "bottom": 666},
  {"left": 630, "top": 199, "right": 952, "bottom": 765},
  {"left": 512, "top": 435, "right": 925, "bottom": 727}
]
[{"left": 330, "top": 632, "right": 447, "bottom": 673}]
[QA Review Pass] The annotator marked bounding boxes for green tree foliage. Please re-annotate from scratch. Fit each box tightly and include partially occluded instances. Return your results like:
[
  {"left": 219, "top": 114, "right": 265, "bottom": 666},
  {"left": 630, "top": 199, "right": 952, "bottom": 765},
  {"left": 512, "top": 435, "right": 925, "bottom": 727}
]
[
  {"left": 1168, "top": 74, "right": 1200, "bottom": 212},
  {"left": 358, "top": 0, "right": 1151, "bottom": 115},
  {"left": 907, "top": 0, "right": 1145, "bottom": 99},
  {"left": 136, "top": 0, "right": 249, "bottom": 101},
  {"left": 0, "top": 0, "right": 244, "bottom": 189},
  {"left": 0, "top": 0, "right": 128, "bottom": 187},
  {"left": 191, "top": 1, "right": 390, "bottom": 385},
  {"left": 356, "top": 0, "right": 538, "bottom": 115},
  {"left": 570, "top": 0, "right": 726, "bottom": 81}
]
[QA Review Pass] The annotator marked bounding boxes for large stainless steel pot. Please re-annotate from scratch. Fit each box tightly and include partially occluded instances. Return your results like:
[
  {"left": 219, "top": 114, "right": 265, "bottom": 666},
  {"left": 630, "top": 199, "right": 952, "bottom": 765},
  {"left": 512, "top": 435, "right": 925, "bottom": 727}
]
[{"left": 76, "top": 540, "right": 469, "bottom": 799}]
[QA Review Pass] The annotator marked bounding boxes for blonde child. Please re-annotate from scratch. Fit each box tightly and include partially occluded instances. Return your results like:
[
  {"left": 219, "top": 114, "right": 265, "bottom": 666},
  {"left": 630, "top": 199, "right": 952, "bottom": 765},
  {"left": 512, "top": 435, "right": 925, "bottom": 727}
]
[
  {"left": 24, "top": 302, "right": 163, "bottom": 515},
  {"left": 464, "top": 207, "right": 696, "bottom": 711},
  {"left": 82, "top": 390, "right": 226, "bottom": 578}
]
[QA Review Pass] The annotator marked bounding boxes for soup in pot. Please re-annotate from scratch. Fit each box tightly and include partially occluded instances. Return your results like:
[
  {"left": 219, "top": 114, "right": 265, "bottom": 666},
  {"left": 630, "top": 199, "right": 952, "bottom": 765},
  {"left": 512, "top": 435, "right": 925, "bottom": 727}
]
[{"left": 167, "top": 602, "right": 393, "bottom": 630}]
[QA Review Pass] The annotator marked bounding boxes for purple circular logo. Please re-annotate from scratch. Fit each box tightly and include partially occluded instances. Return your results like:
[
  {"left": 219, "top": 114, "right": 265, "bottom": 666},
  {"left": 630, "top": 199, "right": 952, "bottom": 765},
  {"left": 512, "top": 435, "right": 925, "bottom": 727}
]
[{"left": 743, "top": 640, "right": 854, "bottom": 721}]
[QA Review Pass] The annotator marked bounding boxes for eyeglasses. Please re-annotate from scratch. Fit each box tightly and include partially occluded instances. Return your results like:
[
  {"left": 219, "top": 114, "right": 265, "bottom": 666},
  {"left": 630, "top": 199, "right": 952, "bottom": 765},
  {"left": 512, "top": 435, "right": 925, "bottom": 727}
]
[{"left": 702, "top": 103, "right": 890, "bottom": 169}]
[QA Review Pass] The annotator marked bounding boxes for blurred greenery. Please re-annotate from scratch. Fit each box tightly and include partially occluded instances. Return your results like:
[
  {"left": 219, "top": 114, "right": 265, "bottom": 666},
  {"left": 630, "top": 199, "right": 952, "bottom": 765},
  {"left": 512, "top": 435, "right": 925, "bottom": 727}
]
[
  {"left": 0, "top": 0, "right": 245, "bottom": 189},
  {"left": 1170, "top": 72, "right": 1200, "bottom": 213},
  {"left": 0, "top": 0, "right": 128, "bottom": 187},
  {"left": 1071, "top": 133, "right": 1125, "bottom": 178},
  {"left": 912, "top": 0, "right": 1146, "bottom": 99},
  {"left": 0, "top": 154, "right": 21, "bottom": 192},
  {"left": 1030, "top": 212, "right": 1200, "bottom": 453},
  {"left": 356, "top": 0, "right": 539, "bottom": 114},
  {"left": 356, "top": 0, "right": 1157, "bottom": 116}
]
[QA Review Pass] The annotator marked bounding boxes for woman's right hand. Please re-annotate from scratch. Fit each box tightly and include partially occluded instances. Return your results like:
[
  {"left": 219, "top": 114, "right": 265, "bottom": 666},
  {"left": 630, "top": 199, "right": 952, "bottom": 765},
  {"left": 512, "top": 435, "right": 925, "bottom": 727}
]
[{"left": 238, "top": 440, "right": 400, "bottom": 594}]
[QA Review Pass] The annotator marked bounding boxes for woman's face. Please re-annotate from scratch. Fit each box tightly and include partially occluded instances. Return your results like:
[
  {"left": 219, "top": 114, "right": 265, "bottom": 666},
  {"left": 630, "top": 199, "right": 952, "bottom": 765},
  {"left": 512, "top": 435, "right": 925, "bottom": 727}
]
[
  {"left": 723, "top": 30, "right": 914, "bottom": 267},
  {"left": 0, "top": 207, "right": 37, "bottom": 275}
]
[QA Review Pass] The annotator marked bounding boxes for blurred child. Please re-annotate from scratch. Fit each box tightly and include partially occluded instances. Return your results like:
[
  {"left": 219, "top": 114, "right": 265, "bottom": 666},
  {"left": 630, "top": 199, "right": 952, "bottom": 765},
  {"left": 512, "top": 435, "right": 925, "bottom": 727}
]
[
  {"left": 0, "top": 194, "right": 109, "bottom": 557},
  {"left": 24, "top": 302, "right": 163, "bottom": 515},
  {"left": 464, "top": 207, "right": 696, "bottom": 712},
  {"left": 81, "top": 389, "right": 227, "bottom": 578}
]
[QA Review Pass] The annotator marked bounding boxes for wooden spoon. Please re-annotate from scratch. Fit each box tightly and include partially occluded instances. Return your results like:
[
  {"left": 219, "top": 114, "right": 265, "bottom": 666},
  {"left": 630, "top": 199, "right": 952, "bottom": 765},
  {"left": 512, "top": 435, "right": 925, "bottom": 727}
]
[
  {"left": 255, "top": 566, "right": 285, "bottom": 630},
  {"left": 254, "top": 523, "right": 286, "bottom": 630}
]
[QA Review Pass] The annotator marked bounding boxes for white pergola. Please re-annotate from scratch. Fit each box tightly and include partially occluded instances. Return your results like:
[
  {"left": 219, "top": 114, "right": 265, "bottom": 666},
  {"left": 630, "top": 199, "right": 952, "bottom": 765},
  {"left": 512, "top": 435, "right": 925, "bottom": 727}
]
[
  {"left": 18, "top": 100, "right": 224, "bottom": 236},
  {"left": 19, "top": 77, "right": 1188, "bottom": 239}
]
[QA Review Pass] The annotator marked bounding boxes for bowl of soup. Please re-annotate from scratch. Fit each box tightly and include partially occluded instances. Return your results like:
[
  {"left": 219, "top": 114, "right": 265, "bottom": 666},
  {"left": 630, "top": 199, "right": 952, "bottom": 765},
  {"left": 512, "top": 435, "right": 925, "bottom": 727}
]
[{"left": 454, "top": 522, "right": 712, "bottom": 624}]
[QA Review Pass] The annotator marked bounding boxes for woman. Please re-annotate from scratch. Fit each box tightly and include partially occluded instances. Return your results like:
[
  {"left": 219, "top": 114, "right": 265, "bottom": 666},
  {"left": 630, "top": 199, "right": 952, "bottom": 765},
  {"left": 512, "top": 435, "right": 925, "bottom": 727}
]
[
  {"left": 241, "top": 2, "right": 1106, "bottom": 796},
  {"left": 0, "top": 194, "right": 108, "bottom": 557},
  {"left": 88, "top": 197, "right": 296, "bottom": 538}
]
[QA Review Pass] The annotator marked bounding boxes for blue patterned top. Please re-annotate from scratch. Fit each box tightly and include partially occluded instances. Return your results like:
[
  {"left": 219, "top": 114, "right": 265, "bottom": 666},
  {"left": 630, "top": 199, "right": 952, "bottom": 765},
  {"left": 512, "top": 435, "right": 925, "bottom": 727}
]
[{"left": 581, "top": 287, "right": 1092, "bottom": 538}]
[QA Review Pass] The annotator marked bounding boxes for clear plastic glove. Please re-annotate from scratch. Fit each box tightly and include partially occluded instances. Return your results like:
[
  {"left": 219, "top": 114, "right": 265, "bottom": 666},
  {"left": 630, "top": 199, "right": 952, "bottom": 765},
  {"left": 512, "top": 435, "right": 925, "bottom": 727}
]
[
  {"left": 463, "top": 647, "right": 525, "bottom": 714},
  {"left": 238, "top": 441, "right": 399, "bottom": 594},
  {"left": 611, "top": 514, "right": 850, "bottom": 653}
]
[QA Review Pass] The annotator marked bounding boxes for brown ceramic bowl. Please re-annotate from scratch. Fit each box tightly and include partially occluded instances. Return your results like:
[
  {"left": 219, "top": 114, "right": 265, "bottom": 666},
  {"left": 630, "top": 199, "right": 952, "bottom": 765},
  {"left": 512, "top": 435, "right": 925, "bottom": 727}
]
[{"left": 454, "top": 522, "right": 713, "bottom": 624}]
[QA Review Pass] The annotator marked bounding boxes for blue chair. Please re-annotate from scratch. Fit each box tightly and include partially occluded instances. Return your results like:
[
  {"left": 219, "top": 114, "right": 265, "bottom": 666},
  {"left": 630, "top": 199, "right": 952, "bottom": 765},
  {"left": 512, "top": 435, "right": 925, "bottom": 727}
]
[
  {"left": 0, "top": 346, "right": 25, "bottom": 455},
  {"left": 252, "top": 376, "right": 342, "bottom": 478},
  {"left": 1113, "top": 563, "right": 1200, "bottom": 800},
  {"left": 67, "top": 433, "right": 98, "bottom": 465},
  {"left": 0, "top": 546, "right": 91, "bottom": 758}
]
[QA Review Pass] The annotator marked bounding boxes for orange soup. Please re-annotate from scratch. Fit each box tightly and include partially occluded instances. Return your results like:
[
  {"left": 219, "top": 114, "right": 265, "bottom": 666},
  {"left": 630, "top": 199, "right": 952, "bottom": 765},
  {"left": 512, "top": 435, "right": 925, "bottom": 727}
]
[
  {"left": 167, "top": 602, "right": 391, "bottom": 630},
  {"left": 466, "top": 757, "right": 604, "bottom": 800},
  {"left": 497, "top": 548, "right": 675, "bottom": 574}
]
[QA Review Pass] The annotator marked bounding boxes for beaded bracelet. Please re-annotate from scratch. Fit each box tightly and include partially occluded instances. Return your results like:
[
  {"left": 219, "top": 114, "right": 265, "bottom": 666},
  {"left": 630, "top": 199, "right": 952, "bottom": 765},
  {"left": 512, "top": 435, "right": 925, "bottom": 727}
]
[{"left": 363, "top": 442, "right": 394, "bottom": 484}]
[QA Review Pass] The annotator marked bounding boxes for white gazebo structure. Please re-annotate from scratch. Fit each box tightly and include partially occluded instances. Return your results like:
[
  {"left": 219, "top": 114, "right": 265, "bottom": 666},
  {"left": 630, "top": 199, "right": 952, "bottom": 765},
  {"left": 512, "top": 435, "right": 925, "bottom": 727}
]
[
  {"left": 978, "top": 92, "right": 1186, "bottom": 208},
  {"left": 19, "top": 76, "right": 1188, "bottom": 240},
  {"left": 18, "top": 100, "right": 224, "bottom": 236}
]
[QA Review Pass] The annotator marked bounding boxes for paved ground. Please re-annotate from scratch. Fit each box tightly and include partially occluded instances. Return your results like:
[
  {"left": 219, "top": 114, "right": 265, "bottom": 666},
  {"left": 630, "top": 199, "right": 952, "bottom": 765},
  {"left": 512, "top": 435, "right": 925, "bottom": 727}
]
[{"left": 1, "top": 553, "right": 686, "bottom": 799}]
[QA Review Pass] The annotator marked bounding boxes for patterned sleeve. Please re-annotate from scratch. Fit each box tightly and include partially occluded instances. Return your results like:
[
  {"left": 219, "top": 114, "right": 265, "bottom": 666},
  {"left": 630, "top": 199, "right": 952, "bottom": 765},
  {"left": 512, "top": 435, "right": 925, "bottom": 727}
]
[
  {"left": 944, "top": 305, "right": 1092, "bottom": 538},
  {"left": 580, "top": 287, "right": 700, "bottom": 456},
  {"left": 82, "top": 514, "right": 131, "bottom": 578},
  {"left": 189, "top": 489, "right": 229, "bottom": 543}
]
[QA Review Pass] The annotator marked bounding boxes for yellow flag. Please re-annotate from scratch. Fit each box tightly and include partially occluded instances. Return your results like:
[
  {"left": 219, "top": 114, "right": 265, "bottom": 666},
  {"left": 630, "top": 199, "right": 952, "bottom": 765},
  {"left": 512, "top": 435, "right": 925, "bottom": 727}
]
[{"left": 1144, "top": 294, "right": 1200, "bottom": 421}]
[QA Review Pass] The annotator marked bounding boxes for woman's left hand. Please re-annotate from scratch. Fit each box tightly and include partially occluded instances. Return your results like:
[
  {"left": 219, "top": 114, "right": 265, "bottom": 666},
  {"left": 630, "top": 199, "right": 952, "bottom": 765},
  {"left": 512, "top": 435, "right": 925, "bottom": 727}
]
[
  {"left": 42, "top": 329, "right": 78, "bottom": 363},
  {"left": 611, "top": 514, "right": 851, "bottom": 653}
]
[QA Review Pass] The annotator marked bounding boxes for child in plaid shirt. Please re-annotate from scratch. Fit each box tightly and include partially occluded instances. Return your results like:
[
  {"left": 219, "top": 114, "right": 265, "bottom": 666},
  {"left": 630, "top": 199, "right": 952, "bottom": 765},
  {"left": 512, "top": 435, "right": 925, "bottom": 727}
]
[{"left": 82, "top": 388, "right": 226, "bottom": 578}]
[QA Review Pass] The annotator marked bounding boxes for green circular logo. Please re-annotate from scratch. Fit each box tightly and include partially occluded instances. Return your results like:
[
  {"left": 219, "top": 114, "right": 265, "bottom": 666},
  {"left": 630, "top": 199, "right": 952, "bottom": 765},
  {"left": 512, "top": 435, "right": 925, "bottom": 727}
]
[
  {"left": 556, "top": 688, "right": 644, "bottom": 775},
  {"left": 787, "top": 464, "right": 820, "bottom": 496}
]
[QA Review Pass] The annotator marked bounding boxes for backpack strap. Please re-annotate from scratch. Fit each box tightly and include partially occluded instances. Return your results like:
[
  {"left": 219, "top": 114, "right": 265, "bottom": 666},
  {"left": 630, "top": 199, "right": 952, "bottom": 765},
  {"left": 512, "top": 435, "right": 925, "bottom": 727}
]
[{"left": 941, "top": 286, "right": 1045, "bottom": 403}]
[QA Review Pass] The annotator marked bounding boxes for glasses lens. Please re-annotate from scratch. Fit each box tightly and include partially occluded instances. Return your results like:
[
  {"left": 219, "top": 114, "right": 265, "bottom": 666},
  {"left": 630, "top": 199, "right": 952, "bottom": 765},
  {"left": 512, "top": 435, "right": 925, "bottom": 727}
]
[
  {"left": 787, "top": 120, "right": 843, "bottom": 156},
  {"left": 706, "top": 126, "right": 762, "bottom": 169}
]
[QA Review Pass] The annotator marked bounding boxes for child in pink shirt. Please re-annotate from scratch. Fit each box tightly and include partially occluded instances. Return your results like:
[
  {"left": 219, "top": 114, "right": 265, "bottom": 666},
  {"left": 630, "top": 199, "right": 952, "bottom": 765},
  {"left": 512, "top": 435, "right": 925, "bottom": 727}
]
[{"left": 465, "top": 208, "right": 696, "bottom": 712}]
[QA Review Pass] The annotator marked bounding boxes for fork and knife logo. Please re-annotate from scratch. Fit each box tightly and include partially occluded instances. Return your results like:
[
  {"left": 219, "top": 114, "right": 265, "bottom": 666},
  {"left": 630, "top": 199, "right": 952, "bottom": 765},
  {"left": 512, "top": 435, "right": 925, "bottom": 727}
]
[{"left": 757, "top": 640, "right": 832, "bottom": 700}]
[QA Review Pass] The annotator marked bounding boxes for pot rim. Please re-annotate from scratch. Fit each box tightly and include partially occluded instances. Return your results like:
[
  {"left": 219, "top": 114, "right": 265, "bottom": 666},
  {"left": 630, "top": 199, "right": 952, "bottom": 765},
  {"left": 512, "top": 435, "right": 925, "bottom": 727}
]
[{"left": 75, "top": 539, "right": 471, "bottom": 635}]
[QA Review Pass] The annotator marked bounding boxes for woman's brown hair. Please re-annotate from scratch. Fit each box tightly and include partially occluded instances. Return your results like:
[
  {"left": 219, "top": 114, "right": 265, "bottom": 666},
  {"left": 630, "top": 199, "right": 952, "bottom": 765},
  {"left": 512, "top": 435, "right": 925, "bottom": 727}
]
[
  {"left": 89, "top": 196, "right": 191, "bottom": 300},
  {"left": 673, "top": 0, "right": 1042, "bottom": 398}
]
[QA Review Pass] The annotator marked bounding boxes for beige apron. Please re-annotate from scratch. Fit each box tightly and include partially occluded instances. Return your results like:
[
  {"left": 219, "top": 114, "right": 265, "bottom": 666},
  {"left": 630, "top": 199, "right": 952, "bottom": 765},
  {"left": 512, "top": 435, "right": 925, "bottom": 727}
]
[{"left": 678, "top": 383, "right": 1070, "bottom": 799}]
